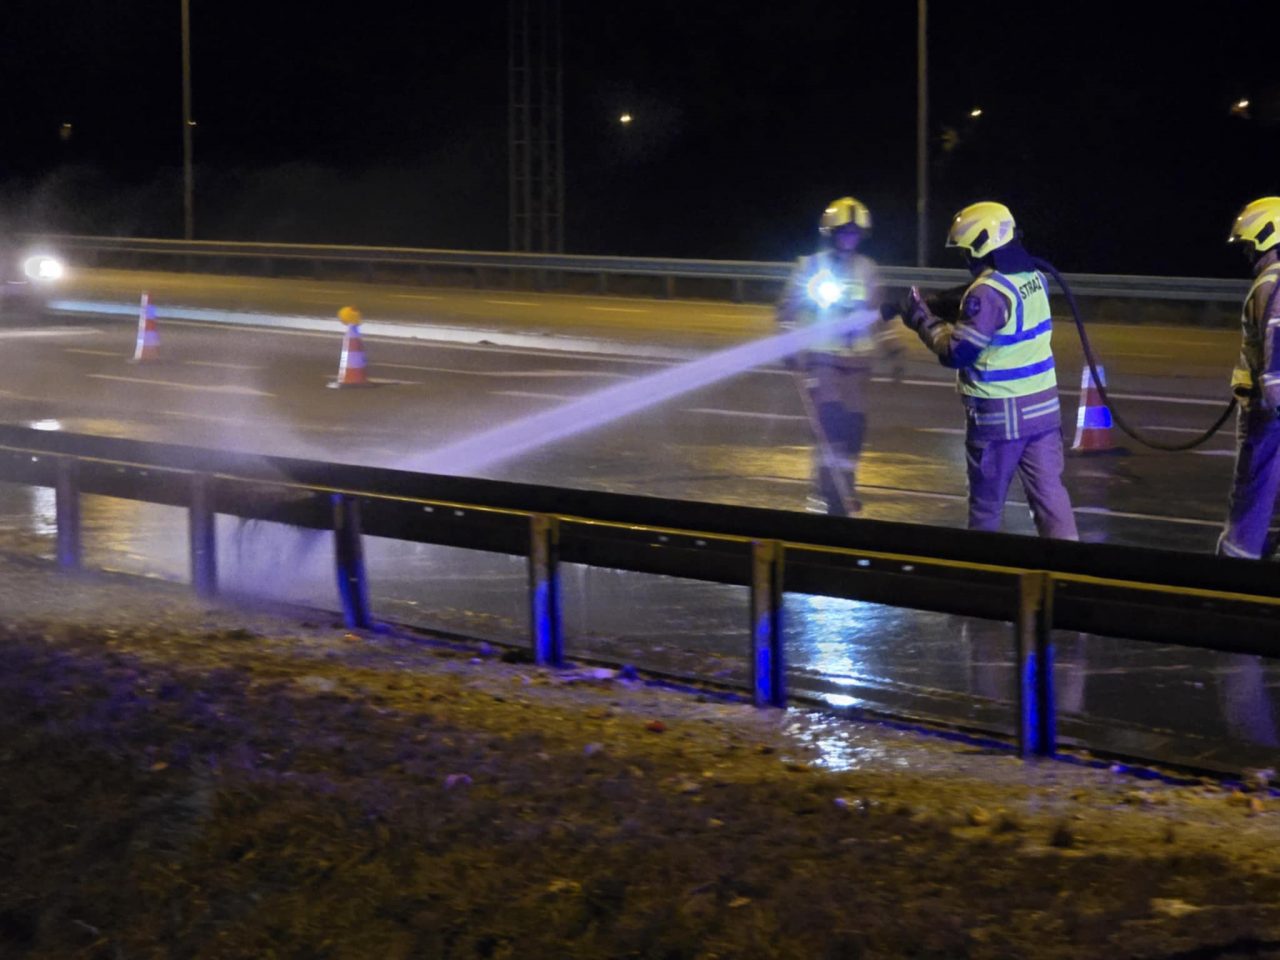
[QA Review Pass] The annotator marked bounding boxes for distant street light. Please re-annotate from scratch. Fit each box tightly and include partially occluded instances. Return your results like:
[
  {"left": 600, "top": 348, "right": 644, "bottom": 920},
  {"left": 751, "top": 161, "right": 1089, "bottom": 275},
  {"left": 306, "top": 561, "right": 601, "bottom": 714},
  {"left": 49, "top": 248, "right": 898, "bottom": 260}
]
[
  {"left": 1231, "top": 98, "right": 1251, "bottom": 119},
  {"left": 619, "top": 112, "right": 633, "bottom": 125},
  {"left": 916, "top": 0, "right": 927, "bottom": 267},
  {"left": 969, "top": 107, "right": 983, "bottom": 119},
  {"left": 181, "top": 0, "right": 194, "bottom": 240}
]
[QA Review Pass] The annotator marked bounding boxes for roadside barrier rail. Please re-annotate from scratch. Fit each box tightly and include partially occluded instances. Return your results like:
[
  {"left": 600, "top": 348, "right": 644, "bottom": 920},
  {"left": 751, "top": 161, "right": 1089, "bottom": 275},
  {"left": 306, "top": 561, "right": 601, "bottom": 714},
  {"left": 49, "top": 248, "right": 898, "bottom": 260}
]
[
  {"left": 22, "top": 234, "right": 1251, "bottom": 304},
  {"left": 1, "top": 423, "right": 1277, "bottom": 763}
]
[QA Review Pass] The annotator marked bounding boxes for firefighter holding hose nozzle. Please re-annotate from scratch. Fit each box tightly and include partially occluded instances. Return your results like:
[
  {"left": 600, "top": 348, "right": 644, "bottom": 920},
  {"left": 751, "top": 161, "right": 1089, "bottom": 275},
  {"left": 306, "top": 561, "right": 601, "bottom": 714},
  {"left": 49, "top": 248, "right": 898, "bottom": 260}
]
[
  {"left": 776, "top": 196, "right": 904, "bottom": 516},
  {"left": 898, "top": 201, "right": 1078, "bottom": 540}
]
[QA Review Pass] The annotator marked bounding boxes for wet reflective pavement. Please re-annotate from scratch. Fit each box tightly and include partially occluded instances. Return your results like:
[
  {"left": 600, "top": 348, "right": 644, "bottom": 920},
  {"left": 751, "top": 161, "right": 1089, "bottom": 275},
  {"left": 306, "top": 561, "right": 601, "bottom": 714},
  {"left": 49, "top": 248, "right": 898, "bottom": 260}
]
[{"left": 0, "top": 304, "right": 1273, "bottom": 773}]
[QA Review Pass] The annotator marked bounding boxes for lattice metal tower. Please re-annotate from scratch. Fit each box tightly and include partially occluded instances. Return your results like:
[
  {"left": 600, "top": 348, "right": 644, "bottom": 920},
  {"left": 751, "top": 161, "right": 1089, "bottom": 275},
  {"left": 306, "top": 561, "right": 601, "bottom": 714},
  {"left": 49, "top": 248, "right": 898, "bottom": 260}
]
[{"left": 508, "top": 0, "right": 564, "bottom": 253}]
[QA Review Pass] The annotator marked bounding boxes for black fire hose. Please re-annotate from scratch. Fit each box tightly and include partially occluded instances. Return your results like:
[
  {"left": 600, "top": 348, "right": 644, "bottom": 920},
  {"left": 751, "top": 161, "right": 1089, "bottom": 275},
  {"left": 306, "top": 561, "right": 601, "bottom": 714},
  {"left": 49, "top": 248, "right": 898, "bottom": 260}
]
[{"left": 1031, "top": 257, "right": 1237, "bottom": 453}]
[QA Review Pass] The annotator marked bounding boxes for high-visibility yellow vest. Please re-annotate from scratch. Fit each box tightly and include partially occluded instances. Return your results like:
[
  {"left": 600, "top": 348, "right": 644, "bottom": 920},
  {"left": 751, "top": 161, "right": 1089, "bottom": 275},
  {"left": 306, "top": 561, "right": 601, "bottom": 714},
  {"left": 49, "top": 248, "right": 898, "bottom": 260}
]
[
  {"left": 1248, "top": 263, "right": 1280, "bottom": 400},
  {"left": 796, "top": 252, "right": 875, "bottom": 357},
  {"left": 958, "top": 269, "right": 1057, "bottom": 399}
]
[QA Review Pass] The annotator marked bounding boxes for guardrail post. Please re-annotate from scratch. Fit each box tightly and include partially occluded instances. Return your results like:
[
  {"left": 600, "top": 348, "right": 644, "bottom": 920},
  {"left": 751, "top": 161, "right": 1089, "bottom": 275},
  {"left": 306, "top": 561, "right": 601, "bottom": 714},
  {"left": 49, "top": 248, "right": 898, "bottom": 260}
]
[
  {"left": 1015, "top": 572, "right": 1055, "bottom": 758},
  {"left": 662, "top": 275, "right": 675, "bottom": 299},
  {"left": 189, "top": 473, "right": 217, "bottom": 598},
  {"left": 332, "top": 494, "right": 371, "bottom": 630},
  {"left": 597, "top": 272, "right": 608, "bottom": 295},
  {"left": 528, "top": 514, "right": 563, "bottom": 666},
  {"left": 732, "top": 278, "right": 744, "bottom": 304},
  {"left": 54, "top": 458, "right": 81, "bottom": 571},
  {"left": 750, "top": 540, "right": 785, "bottom": 707}
]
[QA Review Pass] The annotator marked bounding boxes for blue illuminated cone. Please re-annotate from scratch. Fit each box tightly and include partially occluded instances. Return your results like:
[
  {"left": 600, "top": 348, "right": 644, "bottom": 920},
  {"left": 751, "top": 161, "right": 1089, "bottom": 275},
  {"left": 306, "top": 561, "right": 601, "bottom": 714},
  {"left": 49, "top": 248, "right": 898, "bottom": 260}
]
[{"left": 1071, "top": 365, "right": 1120, "bottom": 454}]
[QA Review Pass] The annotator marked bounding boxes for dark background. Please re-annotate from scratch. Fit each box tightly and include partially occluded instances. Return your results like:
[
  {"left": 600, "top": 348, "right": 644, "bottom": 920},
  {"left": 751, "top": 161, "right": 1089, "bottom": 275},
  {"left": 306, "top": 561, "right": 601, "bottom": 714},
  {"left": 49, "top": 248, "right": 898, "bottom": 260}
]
[{"left": 2, "top": 1, "right": 1277, "bottom": 275}]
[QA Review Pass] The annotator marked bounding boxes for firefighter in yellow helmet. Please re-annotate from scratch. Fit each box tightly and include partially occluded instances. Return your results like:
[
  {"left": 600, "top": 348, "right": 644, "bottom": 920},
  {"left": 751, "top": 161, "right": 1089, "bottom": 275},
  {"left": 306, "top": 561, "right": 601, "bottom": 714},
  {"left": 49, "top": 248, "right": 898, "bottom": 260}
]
[
  {"left": 1217, "top": 196, "right": 1280, "bottom": 558},
  {"left": 900, "top": 201, "right": 1077, "bottom": 538},
  {"left": 776, "top": 196, "right": 903, "bottom": 515}
]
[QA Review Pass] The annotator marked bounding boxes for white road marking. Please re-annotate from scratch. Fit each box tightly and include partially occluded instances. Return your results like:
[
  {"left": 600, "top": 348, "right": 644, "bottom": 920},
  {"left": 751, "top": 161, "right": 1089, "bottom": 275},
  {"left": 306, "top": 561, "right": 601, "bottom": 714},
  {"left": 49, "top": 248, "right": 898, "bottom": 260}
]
[
  {"left": 388, "top": 293, "right": 443, "bottom": 301},
  {"left": 64, "top": 348, "right": 120, "bottom": 356},
  {"left": 1073, "top": 506, "right": 1221, "bottom": 527},
  {"left": 493, "top": 390, "right": 572, "bottom": 400},
  {"left": 686, "top": 407, "right": 808, "bottom": 421},
  {"left": 1143, "top": 425, "right": 1230, "bottom": 434},
  {"left": 157, "top": 409, "right": 248, "bottom": 425},
  {"left": 1107, "top": 351, "right": 1177, "bottom": 359},
  {"left": 871, "top": 377, "right": 954, "bottom": 388},
  {"left": 184, "top": 360, "right": 264, "bottom": 371},
  {"left": 586, "top": 306, "right": 649, "bottom": 314},
  {"left": 916, "top": 427, "right": 966, "bottom": 435},
  {"left": 155, "top": 319, "right": 677, "bottom": 367},
  {"left": 380, "top": 362, "right": 627, "bottom": 379},
  {"left": 483, "top": 299, "right": 539, "bottom": 307},
  {"left": 1065, "top": 389, "right": 1225, "bottom": 407},
  {"left": 1191, "top": 449, "right": 1238, "bottom": 457},
  {"left": 0, "top": 327, "right": 100, "bottom": 338},
  {"left": 86, "top": 374, "right": 275, "bottom": 397}
]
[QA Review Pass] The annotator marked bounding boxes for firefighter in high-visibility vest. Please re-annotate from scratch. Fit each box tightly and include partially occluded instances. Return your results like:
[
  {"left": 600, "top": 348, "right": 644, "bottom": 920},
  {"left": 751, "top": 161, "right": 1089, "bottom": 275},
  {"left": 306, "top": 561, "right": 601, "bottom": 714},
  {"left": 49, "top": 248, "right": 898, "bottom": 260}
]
[
  {"left": 901, "top": 201, "right": 1078, "bottom": 539},
  {"left": 1217, "top": 196, "right": 1280, "bottom": 559},
  {"left": 776, "top": 196, "right": 903, "bottom": 515}
]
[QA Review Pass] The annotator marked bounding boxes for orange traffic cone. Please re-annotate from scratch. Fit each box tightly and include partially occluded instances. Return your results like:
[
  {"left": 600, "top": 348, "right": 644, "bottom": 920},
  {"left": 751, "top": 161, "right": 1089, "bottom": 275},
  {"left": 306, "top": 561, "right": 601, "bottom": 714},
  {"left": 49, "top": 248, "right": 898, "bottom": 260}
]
[
  {"left": 130, "top": 292, "right": 160, "bottom": 363},
  {"left": 328, "top": 306, "right": 373, "bottom": 388},
  {"left": 1070, "top": 364, "right": 1123, "bottom": 454}
]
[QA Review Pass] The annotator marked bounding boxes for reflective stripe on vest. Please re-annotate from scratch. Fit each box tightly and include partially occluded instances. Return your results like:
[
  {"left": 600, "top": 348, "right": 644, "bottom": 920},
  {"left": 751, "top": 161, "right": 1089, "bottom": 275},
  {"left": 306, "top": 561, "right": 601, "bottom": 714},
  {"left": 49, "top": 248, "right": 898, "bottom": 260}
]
[{"left": 959, "top": 269, "right": 1057, "bottom": 399}]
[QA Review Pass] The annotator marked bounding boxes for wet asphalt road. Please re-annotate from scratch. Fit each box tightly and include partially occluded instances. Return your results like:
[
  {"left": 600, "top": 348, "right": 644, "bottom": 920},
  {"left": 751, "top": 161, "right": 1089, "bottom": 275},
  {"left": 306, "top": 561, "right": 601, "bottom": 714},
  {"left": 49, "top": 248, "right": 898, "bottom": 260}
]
[{"left": 0, "top": 267, "right": 1274, "bottom": 772}]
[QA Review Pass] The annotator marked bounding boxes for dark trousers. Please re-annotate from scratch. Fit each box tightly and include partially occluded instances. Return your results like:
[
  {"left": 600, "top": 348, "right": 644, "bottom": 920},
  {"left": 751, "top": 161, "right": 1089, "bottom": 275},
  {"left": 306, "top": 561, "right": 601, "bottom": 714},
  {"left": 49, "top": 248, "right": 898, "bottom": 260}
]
[
  {"left": 802, "top": 355, "right": 871, "bottom": 512},
  {"left": 965, "top": 429, "right": 1079, "bottom": 539},
  {"left": 1219, "top": 406, "right": 1280, "bottom": 559}
]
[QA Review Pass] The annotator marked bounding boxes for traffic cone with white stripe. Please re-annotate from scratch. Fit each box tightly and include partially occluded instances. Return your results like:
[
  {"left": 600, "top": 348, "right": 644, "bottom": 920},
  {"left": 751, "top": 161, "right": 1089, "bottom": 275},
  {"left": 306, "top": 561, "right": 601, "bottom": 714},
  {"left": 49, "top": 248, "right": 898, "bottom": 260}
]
[
  {"left": 328, "top": 306, "right": 373, "bottom": 388},
  {"left": 130, "top": 292, "right": 160, "bottom": 363},
  {"left": 1070, "top": 364, "right": 1124, "bottom": 454}
]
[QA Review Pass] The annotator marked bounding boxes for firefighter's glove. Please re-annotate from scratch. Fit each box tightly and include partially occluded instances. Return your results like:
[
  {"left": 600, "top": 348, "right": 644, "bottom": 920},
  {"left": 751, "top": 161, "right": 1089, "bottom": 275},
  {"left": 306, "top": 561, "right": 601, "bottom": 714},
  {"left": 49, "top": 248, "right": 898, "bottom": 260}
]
[{"left": 902, "top": 286, "right": 932, "bottom": 332}]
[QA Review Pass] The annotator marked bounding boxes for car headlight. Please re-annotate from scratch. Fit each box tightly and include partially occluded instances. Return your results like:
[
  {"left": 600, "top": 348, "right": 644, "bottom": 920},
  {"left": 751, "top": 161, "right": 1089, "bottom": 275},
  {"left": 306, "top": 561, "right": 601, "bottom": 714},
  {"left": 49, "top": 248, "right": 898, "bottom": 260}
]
[{"left": 23, "top": 255, "right": 65, "bottom": 282}]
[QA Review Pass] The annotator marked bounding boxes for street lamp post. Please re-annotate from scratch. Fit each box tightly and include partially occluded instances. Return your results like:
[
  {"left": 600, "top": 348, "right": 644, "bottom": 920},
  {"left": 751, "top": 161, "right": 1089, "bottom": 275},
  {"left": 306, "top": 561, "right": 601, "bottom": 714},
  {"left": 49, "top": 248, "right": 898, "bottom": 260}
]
[
  {"left": 916, "top": 0, "right": 928, "bottom": 267},
  {"left": 181, "top": 0, "right": 194, "bottom": 240}
]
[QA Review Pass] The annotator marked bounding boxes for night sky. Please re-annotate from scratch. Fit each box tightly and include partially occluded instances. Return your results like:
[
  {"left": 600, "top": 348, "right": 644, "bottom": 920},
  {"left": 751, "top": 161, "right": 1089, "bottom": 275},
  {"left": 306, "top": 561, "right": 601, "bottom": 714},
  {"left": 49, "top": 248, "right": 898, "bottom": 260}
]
[{"left": 3, "top": 2, "right": 1278, "bottom": 276}]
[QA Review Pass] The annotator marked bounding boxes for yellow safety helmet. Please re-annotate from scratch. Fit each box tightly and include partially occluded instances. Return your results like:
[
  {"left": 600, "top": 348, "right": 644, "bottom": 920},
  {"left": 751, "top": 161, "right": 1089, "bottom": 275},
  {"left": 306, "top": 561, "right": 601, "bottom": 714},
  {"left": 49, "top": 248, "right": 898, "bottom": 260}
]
[
  {"left": 947, "top": 201, "right": 1016, "bottom": 258},
  {"left": 1228, "top": 197, "right": 1280, "bottom": 253},
  {"left": 819, "top": 196, "right": 872, "bottom": 236}
]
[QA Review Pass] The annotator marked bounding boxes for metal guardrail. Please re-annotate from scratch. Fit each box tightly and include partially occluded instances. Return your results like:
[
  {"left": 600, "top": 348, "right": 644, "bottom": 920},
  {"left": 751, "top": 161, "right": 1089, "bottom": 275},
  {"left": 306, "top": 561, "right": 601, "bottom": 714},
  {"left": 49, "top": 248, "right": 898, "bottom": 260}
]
[
  {"left": 22, "top": 234, "right": 1252, "bottom": 304},
  {"left": 1, "top": 424, "right": 1279, "bottom": 763}
]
